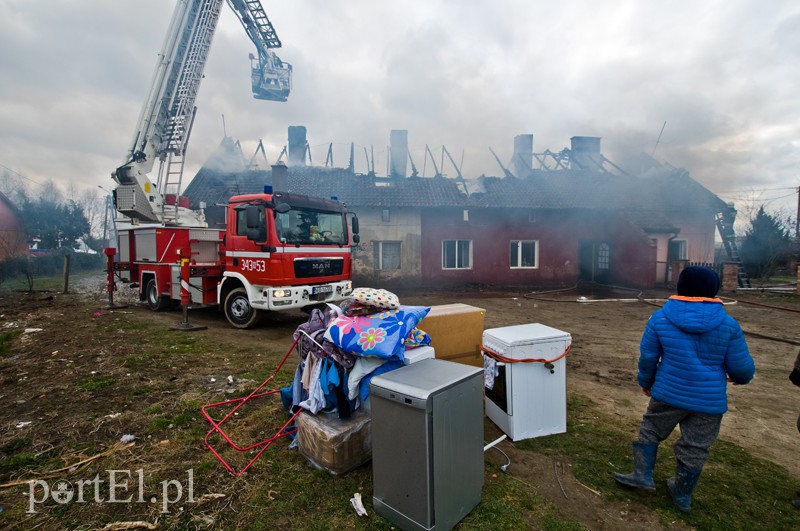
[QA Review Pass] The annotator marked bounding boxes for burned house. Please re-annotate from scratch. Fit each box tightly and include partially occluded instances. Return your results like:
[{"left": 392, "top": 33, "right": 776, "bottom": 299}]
[{"left": 183, "top": 132, "right": 732, "bottom": 290}]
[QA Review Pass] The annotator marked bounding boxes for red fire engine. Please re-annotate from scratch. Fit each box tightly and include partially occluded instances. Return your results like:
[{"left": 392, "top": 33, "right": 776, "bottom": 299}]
[
  {"left": 113, "top": 189, "right": 358, "bottom": 328},
  {"left": 106, "top": 1, "right": 358, "bottom": 328}
]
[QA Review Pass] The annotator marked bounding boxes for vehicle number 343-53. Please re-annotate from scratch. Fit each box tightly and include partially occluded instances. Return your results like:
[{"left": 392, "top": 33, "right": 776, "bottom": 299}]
[{"left": 240, "top": 259, "right": 266, "bottom": 272}]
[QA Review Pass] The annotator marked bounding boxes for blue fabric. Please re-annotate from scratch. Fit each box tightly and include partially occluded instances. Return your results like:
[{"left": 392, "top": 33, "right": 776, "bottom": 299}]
[
  {"left": 358, "top": 357, "right": 404, "bottom": 400},
  {"left": 319, "top": 358, "right": 340, "bottom": 410},
  {"left": 280, "top": 363, "right": 307, "bottom": 413},
  {"left": 405, "top": 328, "right": 432, "bottom": 348},
  {"left": 638, "top": 296, "right": 755, "bottom": 414},
  {"left": 324, "top": 305, "right": 431, "bottom": 360}
]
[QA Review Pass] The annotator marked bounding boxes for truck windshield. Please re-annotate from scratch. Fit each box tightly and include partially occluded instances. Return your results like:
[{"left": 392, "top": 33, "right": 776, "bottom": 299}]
[{"left": 274, "top": 208, "right": 346, "bottom": 245}]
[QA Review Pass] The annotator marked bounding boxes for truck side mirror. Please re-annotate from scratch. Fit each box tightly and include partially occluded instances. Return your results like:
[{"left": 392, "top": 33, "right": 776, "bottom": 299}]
[
  {"left": 246, "top": 228, "right": 266, "bottom": 242},
  {"left": 350, "top": 214, "right": 360, "bottom": 245}
]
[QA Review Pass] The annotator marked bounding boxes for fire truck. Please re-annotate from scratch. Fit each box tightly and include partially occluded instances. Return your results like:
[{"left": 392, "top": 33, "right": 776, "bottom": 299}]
[{"left": 107, "top": 0, "right": 358, "bottom": 328}]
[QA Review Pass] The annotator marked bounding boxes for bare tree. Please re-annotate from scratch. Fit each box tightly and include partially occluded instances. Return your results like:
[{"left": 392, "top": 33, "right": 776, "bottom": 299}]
[
  {"left": 0, "top": 169, "right": 27, "bottom": 203},
  {"left": 75, "top": 188, "right": 104, "bottom": 248}
]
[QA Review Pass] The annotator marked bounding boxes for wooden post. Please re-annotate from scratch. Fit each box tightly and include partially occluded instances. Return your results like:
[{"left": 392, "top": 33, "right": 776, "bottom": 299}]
[
  {"left": 62, "top": 254, "right": 70, "bottom": 294},
  {"left": 796, "top": 265, "right": 799, "bottom": 296}
]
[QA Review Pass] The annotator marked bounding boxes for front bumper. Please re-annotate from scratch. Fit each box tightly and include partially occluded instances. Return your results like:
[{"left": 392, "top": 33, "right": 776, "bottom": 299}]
[{"left": 251, "top": 281, "right": 354, "bottom": 311}]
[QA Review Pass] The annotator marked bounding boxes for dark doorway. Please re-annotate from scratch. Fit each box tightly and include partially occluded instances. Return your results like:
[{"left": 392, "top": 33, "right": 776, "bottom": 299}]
[{"left": 579, "top": 240, "right": 611, "bottom": 283}]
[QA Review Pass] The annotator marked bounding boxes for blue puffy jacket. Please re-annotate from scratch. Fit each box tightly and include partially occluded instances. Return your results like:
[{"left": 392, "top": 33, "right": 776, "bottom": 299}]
[{"left": 638, "top": 296, "right": 755, "bottom": 414}]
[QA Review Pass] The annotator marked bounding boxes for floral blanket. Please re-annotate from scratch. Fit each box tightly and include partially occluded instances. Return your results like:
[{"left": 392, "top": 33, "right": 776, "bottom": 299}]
[{"left": 323, "top": 306, "right": 431, "bottom": 360}]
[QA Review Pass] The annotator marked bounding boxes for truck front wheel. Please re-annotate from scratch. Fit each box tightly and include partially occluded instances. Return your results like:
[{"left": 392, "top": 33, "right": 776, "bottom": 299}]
[
  {"left": 145, "top": 278, "right": 170, "bottom": 311},
  {"left": 224, "top": 287, "right": 261, "bottom": 329}
]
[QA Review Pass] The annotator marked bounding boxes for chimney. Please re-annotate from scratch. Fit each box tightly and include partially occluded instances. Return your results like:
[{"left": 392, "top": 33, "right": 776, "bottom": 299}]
[
  {"left": 570, "top": 136, "right": 602, "bottom": 169},
  {"left": 272, "top": 163, "right": 288, "bottom": 194},
  {"left": 389, "top": 129, "right": 408, "bottom": 179},
  {"left": 288, "top": 126, "right": 307, "bottom": 166},
  {"left": 512, "top": 134, "right": 533, "bottom": 178}
]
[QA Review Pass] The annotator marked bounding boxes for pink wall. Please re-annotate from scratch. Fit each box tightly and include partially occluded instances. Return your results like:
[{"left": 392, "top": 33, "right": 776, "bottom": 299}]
[
  {"left": 420, "top": 208, "right": 660, "bottom": 288},
  {"left": 0, "top": 199, "right": 27, "bottom": 260}
]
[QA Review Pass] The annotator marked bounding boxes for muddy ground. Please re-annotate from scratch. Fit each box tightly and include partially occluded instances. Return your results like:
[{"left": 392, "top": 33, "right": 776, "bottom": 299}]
[{"left": 0, "top": 275, "right": 799, "bottom": 529}]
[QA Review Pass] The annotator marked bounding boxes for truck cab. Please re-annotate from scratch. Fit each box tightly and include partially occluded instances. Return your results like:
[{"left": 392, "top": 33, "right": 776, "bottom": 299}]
[{"left": 219, "top": 191, "right": 358, "bottom": 328}]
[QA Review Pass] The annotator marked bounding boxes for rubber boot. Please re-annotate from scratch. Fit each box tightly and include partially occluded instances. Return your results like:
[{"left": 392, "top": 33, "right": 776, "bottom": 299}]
[
  {"left": 614, "top": 442, "right": 658, "bottom": 492},
  {"left": 666, "top": 464, "right": 702, "bottom": 512}
]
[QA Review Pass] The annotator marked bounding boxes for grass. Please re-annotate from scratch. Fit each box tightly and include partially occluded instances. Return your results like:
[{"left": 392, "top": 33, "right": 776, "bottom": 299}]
[
  {"left": 0, "top": 329, "right": 21, "bottom": 357},
  {"left": 0, "top": 438, "right": 62, "bottom": 477},
  {"left": 1, "top": 269, "right": 101, "bottom": 292},
  {"left": 145, "top": 400, "right": 202, "bottom": 435},
  {"left": 519, "top": 395, "right": 800, "bottom": 530},
  {"left": 3, "top": 283, "right": 798, "bottom": 529},
  {"left": 185, "top": 392, "right": 800, "bottom": 529},
  {"left": 76, "top": 375, "right": 117, "bottom": 392},
  {"left": 4, "top": 385, "right": 799, "bottom": 529}
]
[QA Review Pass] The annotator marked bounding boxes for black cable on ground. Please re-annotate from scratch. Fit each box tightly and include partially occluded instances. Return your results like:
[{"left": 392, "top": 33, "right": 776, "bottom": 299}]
[
  {"left": 523, "top": 280, "right": 650, "bottom": 304},
  {"left": 733, "top": 298, "right": 800, "bottom": 314}
]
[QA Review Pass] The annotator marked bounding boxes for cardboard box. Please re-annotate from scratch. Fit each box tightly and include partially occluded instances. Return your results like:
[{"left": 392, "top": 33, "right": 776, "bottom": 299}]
[
  {"left": 442, "top": 351, "right": 484, "bottom": 368},
  {"left": 418, "top": 304, "right": 486, "bottom": 367},
  {"left": 295, "top": 410, "right": 371, "bottom": 475}
]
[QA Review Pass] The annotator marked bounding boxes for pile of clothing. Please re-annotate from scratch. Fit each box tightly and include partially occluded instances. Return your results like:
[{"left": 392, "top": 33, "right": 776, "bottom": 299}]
[{"left": 280, "top": 288, "right": 431, "bottom": 419}]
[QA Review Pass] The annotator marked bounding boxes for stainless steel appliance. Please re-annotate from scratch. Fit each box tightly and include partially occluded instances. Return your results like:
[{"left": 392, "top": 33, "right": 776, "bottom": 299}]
[{"left": 370, "top": 358, "right": 484, "bottom": 531}]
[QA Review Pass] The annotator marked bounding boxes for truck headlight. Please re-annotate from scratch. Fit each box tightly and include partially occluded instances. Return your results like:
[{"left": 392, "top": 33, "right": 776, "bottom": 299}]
[{"left": 273, "top": 289, "right": 292, "bottom": 298}]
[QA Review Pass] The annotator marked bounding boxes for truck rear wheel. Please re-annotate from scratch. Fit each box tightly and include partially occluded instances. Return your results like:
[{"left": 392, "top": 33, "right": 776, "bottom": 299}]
[
  {"left": 145, "top": 278, "right": 170, "bottom": 311},
  {"left": 224, "top": 287, "right": 261, "bottom": 329}
]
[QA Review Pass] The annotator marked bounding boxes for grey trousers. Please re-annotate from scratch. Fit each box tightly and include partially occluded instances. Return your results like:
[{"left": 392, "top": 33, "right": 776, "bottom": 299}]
[{"left": 637, "top": 398, "right": 723, "bottom": 470}]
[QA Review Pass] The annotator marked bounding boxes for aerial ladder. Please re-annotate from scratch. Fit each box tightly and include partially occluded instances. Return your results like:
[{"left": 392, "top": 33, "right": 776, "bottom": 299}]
[{"left": 112, "top": 0, "right": 291, "bottom": 227}]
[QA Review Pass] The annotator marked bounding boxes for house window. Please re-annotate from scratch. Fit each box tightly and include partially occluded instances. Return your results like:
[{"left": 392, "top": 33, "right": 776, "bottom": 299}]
[
  {"left": 442, "top": 240, "right": 472, "bottom": 269},
  {"left": 381, "top": 208, "right": 391, "bottom": 223},
  {"left": 510, "top": 240, "right": 538, "bottom": 269},
  {"left": 668, "top": 239, "right": 688, "bottom": 261},
  {"left": 373, "top": 241, "right": 401, "bottom": 270}
]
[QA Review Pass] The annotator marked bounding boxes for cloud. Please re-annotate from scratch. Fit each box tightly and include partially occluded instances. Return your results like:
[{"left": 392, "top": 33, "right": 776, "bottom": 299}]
[{"left": 0, "top": 0, "right": 797, "bottom": 216}]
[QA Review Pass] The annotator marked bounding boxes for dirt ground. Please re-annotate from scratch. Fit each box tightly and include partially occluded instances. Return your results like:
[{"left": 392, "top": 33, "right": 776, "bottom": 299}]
[{"left": 1, "top": 275, "right": 799, "bottom": 529}]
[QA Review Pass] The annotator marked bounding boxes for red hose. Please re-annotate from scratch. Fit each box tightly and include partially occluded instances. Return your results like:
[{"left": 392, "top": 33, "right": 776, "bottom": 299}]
[{"left": 481, "top": 344, "right": 571, "bottom": 364}]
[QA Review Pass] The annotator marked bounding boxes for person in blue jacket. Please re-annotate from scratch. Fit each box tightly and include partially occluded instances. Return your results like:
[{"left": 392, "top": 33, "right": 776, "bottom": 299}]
[
  {"left": 790, "top": 349, "right": 800, "bottom": 508},
  {"left": 614, "top": 266, "right": 755, "bottom": 513}
]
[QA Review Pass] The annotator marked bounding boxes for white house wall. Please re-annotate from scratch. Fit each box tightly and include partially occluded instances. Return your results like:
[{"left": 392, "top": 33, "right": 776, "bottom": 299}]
[
  {"left": 665, "top": 212, "right": 718, "bottom": 264},
  {"left": 351, "top": 206, "right": 422, "bottom": 286}
]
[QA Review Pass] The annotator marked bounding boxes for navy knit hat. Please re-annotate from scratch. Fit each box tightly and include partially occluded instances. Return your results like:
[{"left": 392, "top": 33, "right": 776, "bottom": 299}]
[{"left": 677, "top": 266, "right": 720, "bottom": 297}]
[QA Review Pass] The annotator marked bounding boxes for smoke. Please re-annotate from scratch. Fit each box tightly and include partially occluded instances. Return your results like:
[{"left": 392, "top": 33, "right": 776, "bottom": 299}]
[{"left": 0, "top": 0, "right": 798, "bottom": 219}]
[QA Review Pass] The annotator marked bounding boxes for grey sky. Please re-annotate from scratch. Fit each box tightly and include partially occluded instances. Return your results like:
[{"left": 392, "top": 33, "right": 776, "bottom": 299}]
[{"left": 0, "top": 0, "right": 798, "bottom": 218}]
